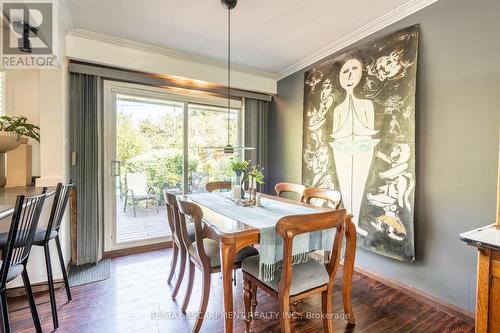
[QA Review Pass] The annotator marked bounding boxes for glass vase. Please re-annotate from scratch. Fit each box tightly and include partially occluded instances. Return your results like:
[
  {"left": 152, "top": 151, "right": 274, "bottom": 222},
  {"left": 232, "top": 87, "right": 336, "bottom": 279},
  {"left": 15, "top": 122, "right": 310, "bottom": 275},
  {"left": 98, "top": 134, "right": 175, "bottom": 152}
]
[{"left": 231, "top": 174, "right": 242, "bottom": 200}]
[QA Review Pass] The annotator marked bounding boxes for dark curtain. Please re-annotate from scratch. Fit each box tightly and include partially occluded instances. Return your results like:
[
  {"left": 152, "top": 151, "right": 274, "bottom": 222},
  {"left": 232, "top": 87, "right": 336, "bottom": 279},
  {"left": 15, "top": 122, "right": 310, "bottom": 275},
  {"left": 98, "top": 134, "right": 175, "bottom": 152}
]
[
  {"left": 244, "top": 98, "right": 270, "bottom": 194},
  {"left": 69, "top": 73, "right": 103, "bottom": 265}
]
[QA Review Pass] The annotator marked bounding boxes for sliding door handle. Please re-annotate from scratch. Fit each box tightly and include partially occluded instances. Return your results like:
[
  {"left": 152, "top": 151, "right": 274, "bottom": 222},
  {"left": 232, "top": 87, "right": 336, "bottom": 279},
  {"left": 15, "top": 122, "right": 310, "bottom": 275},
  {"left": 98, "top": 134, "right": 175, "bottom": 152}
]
[{"left": 111, "top": 160, "right": 121, "bottom": 176}]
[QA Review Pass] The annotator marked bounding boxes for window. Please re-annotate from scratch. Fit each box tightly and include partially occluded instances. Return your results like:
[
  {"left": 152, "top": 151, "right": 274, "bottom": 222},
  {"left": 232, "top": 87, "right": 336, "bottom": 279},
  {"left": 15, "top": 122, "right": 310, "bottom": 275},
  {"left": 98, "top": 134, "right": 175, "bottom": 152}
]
[{"left": 188, "top": 104, "right": 242, "bottom": 193}]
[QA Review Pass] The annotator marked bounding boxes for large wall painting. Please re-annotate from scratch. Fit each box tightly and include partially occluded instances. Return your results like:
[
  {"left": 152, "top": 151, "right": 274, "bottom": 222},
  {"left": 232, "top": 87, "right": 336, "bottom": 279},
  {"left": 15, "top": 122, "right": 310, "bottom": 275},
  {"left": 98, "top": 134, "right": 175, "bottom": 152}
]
[{"left": 302, "top": 26, "right": 419, "bottom": 261}]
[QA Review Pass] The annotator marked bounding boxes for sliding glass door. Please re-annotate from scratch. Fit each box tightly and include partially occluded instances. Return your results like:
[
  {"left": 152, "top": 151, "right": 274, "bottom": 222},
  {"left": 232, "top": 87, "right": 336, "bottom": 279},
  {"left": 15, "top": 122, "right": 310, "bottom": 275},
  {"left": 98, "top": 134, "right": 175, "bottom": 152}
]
[{"left": 103, "top": 81, "right": 242, "bottom": 251}]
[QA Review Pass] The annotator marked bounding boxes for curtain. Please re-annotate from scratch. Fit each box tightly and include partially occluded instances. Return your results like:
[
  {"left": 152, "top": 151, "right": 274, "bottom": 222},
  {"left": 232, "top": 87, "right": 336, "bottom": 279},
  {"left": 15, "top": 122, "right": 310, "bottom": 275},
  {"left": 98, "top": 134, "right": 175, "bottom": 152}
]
[
  {"left": 70, "top": 73, "right": 103, "bottom": 265},
  {"left": 244, "top": 98, "right": 270, "bottom": 194}
]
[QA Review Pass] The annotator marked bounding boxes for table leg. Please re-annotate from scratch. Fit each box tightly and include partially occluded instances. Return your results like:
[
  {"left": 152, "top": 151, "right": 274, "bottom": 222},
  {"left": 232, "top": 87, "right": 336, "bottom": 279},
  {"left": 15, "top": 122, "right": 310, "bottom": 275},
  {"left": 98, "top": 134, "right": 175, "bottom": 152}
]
[
  {"left": 343, "top": 216, "right": 356, "bottom": 324},
  {"left": 220, "top": 242, "right": 236, "bottom": 333}
]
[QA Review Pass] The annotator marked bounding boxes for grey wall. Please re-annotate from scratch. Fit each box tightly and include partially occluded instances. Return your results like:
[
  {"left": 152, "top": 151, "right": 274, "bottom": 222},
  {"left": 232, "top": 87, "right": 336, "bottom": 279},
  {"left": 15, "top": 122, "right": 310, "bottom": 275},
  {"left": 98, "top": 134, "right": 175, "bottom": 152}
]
[{"left": 269, "top": 0, "right": 500, "bottom": 312}]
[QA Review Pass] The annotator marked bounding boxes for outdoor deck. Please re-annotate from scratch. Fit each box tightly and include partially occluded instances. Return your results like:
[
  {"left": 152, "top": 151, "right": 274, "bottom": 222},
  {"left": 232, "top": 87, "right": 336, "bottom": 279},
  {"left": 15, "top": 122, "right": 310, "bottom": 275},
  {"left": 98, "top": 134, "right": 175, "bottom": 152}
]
[{"left": 117, "top": 201, "right": 171, "bottom": 243}]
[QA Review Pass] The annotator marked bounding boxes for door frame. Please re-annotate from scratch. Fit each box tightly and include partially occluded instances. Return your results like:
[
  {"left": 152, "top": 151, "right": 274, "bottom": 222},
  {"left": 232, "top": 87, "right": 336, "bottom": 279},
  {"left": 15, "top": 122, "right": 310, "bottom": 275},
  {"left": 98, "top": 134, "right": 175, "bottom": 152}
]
[{"left": 103, "top": 80, "right": 243, "bottom": 251}]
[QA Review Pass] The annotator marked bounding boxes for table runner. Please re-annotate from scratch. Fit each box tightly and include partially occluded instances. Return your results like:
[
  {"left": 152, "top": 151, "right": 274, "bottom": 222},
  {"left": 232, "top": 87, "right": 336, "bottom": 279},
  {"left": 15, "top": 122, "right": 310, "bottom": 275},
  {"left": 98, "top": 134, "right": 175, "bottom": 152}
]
[{"left": 187, "top": 192, "right": 336, "bottom": 281}]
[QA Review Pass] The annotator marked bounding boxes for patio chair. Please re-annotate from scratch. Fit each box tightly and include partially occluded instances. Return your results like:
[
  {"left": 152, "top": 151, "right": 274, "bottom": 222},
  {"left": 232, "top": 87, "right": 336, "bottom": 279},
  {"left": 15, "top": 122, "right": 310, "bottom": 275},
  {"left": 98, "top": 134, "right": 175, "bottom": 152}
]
[{"left": 123, "top": 172, "right": 159, "bottom": 217}]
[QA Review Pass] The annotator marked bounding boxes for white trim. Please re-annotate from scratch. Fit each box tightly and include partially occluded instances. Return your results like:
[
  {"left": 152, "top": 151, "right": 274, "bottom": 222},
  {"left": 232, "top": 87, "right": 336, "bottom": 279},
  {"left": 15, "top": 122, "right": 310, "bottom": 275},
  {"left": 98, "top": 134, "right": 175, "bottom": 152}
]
[
  {"left": 68, "top": 29, "right": 276, "bottom": 80},
  {"left": 276, "top": 0, "right": 439, "bottom": 80},
  {"left": 105, "top": 80, "right": 242, "bottom": 109}
]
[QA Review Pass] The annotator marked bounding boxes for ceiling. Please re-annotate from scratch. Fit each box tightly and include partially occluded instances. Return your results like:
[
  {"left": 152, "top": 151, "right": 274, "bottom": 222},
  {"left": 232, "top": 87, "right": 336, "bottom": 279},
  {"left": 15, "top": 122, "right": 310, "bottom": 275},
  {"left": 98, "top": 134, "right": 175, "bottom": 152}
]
[{"left": 65, "top": 0, "right": 431, "bottom": 77}]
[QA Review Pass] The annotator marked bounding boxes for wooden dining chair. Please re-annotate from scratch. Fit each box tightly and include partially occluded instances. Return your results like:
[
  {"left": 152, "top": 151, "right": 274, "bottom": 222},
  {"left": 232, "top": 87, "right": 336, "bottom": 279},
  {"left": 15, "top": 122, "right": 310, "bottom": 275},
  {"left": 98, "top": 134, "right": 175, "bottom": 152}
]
[
  {"left": 176, "top": 198, "right": 259, "bottom": 333},
  {"left": 0, "top": 191, "right": 47, "bottom": 333},
  {"left": 274, "top": 183, "right": 306, "bottom": 201},
  {"left": 303, "top": 187, "right": 343, "bottom": 209},
  {"left": 164, "top": 191, "right": 195, "bottom": 299},
  {"left": 242, "top": 209, "right": 346, "bottom": 333},
  {"left": 205, "top": 181, "right": 231, "bottom": 193}
]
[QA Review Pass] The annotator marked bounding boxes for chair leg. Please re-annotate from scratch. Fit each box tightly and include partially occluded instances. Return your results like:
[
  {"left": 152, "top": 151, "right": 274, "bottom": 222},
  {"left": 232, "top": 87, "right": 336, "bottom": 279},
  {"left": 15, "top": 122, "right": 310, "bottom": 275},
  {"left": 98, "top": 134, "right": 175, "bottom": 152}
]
[
  {"left": 243, "top": 278, "right": 253, "bottom": 333},
  {"left": 193, "top": 268, "right": 211, "bottom": 333},
  {"left": 123, "top": 195, "right": 128, "bottom": 212},
  {"left": 171, "top": 246, "right": 186, "bottom": 299},
  {"left": 21, "top": 270, "right": 42, "bottom": 333},
  {"left": 0, "top": 291, "right": 10, "bottom": 333},
  {"left": 167, "top": 243, "right": 179, "bottom": 284},
  {"left": 181, "top": 261, "right": 195, "bottom": 312},
  {"left": 132, "top": 198, "right": 137, "bottom": 217},
  {"left": 322, "top": 289, "right": 334, "bottom": 333},
  {"left": 279, "top": 294, "right": 292, "bottom": 333},
  {"left": 44, "top": 244, "right": 59, "bottom": 329},
  {"left": 55, "top": 235, "right": 72, "bottom": 301}
]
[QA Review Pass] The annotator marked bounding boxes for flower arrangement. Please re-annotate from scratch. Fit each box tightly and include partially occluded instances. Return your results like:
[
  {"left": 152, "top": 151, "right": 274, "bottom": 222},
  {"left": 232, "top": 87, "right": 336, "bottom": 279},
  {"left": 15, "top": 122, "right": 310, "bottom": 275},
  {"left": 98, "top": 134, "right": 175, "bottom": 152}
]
[
  {"left": 229, "top": 158, "right": 250, "bottom": 176},
  {"left": 248, "top": 165, "right": 265, "bottom": 185}
]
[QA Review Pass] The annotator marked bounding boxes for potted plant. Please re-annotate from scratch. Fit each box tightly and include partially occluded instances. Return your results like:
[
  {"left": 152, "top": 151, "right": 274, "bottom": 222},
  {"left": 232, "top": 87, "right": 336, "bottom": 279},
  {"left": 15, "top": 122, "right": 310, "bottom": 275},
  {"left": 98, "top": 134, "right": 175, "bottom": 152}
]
[{"left": 0, "top": 115, "right": 40, "bottom": 153}]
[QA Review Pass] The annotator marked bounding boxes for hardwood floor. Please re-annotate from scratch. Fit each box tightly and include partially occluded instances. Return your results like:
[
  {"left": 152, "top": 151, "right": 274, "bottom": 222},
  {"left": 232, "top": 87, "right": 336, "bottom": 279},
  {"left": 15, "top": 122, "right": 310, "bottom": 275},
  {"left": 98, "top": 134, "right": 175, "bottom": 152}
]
[{"left": 7, "top": 249, "right": 473, "bottom": 333}]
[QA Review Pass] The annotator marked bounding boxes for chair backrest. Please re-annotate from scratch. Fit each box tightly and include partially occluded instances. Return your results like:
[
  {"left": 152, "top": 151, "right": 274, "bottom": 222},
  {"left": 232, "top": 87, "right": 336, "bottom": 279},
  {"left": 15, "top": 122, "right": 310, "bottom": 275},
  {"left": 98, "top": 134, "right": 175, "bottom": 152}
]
[
  {"left": 303, "top": 187, "right": 342, "bottom": 210},
  {"left": 175, "top": 197, "right": 211, "bottom": 268},
  {"left": 0, "top": 192, "right": 47, "bottom": 286},
  {"left": 275, "top": 209, "right": 346, "bottom": 297},
  {"left": 274, "top": 182, "right": 306, "bottom": 201},
  {"left": 205, "top": 181, "right": 231, "bottom": 193},
  {"left": 163, "top": 190, "right": 182, "bottom": 246},
  {"left": 46, "top": 182, "right": 73, "bottom": 239},
  {"left": 126, "top": 173, "right": 149, "bottom": 195}
]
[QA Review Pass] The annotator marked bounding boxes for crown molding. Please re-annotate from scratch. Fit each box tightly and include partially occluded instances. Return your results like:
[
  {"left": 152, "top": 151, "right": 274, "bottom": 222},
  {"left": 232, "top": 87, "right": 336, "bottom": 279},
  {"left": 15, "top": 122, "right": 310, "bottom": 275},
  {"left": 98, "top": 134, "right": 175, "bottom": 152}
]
[
  {"left": 276, "top": 0, "right": 439, "bottom": 80},
  {"left": 68, "top": 29, "right": 277, "bottom": 80}
]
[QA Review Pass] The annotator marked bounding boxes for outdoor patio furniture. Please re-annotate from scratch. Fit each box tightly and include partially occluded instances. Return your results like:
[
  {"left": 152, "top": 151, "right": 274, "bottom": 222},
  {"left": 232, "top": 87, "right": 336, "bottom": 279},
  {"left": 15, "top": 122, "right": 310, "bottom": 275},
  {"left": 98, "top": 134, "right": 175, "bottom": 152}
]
[{"left": 124, "top": 172, "right": 159, "bottom": 217}]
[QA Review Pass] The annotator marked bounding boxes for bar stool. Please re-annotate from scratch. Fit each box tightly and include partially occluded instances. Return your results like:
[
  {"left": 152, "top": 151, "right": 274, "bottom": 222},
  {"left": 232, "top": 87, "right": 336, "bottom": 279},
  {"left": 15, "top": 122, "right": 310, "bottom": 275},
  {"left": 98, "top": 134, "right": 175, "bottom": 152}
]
[
  {"left": 0, "top": 191, "right": 47, "bottom": 333},
  {"left": 32, "top": 182, "right": 74, "bottom": 329}
]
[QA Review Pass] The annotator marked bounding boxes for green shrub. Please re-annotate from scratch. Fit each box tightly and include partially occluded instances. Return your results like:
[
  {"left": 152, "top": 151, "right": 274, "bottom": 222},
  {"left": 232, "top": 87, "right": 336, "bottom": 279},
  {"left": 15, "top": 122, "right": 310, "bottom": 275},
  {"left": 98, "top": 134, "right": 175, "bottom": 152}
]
[{"left": 123, "top": 151, "right": 197, "bottom": 194}]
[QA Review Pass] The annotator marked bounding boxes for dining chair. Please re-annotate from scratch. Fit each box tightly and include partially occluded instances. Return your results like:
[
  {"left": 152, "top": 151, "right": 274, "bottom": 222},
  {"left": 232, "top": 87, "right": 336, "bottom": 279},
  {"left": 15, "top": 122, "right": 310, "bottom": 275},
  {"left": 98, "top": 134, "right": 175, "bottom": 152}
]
[
  {"left": 303, "top": 187, "right": 343, "bottom": 209},
  {"left": 241, "top": 209, "right": 346, "bottom": 333},
  {"left": 32, "top": 182, "right": 73, "bottom": 330},
  {"left": 163, "top": 190, "right": 195, "bottom": 299},
  {"left": 176, "top": 197, "right": 259, "bottom": 333},
  {"left": 205, "top": 181, "right": 231, "bottom": 193},
  {"left": 0, "top": 191, "right": 47, "bottom": 333},
  {"left": 274, "top": 183, "right": 306, "bottom": 201}
]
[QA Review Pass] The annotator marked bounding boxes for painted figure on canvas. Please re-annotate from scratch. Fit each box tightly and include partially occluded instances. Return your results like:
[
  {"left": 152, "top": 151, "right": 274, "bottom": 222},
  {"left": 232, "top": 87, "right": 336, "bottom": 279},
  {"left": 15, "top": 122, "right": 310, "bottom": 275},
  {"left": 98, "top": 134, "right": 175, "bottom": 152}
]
[
  {"left": 330, "top": 58, "right": 379, "bottom": 236},
  {"left": 302, "top": 26, "right": 419, "bottom": 261}
]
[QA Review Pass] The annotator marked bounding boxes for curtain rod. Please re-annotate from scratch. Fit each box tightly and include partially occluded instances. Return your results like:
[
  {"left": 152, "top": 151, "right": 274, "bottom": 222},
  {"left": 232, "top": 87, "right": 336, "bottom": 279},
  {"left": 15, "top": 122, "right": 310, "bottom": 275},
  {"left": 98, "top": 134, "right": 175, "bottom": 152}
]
[{"left": 68, "top": 61, "right": 273, "bottom": 102}]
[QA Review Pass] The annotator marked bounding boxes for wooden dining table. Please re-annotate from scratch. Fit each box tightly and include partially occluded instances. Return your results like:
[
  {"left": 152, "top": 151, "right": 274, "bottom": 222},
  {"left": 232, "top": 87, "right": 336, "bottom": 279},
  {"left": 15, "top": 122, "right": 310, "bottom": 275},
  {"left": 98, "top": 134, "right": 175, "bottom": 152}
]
[{"left": 188, "top": 193, "right": 357, "bottom": 333}]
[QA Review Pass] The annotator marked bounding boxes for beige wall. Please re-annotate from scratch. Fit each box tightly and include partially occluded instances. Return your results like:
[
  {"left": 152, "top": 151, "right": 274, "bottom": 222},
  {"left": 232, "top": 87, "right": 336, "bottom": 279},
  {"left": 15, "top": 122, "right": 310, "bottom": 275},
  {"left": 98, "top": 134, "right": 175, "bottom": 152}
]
[
  {"left": 3, "top": 0, "right": 72, "bottom": 287},
  {"left": 4, "top": 70, "right": 41, "bottom": 177}
]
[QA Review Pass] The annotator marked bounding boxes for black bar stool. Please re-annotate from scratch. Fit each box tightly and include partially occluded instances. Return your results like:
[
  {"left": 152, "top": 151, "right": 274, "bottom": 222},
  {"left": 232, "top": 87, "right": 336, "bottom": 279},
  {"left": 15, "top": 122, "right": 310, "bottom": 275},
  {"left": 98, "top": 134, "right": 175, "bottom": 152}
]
[
  {"left": 33, "top": 182, "right": 73, "bottom": 329},
  {"left": 0, "top": 191, "right": 47, "bottom": 333}
]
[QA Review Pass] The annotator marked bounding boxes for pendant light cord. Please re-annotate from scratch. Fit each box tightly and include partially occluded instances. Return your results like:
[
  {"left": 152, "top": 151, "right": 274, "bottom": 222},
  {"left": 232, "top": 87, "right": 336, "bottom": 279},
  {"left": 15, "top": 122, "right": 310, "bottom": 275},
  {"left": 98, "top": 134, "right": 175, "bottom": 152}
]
[{"left": 227, "top": 7, "right": 231, "bottom": 146}]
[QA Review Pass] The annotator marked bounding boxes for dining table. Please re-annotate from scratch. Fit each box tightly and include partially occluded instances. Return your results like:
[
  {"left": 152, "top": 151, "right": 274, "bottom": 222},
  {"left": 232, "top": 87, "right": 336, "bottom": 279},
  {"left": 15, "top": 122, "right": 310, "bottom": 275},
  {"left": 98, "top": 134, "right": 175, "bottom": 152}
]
[{"left": 187, "top": 192, "right": 357, "bottom": 333}]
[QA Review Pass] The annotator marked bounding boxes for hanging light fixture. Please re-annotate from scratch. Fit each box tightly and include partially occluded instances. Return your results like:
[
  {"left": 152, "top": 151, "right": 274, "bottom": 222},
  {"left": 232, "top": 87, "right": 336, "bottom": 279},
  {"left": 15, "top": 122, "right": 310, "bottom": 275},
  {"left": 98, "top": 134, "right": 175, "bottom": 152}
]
[{"left": 204, "top": 0, "right": 255, "bottom": 154}]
